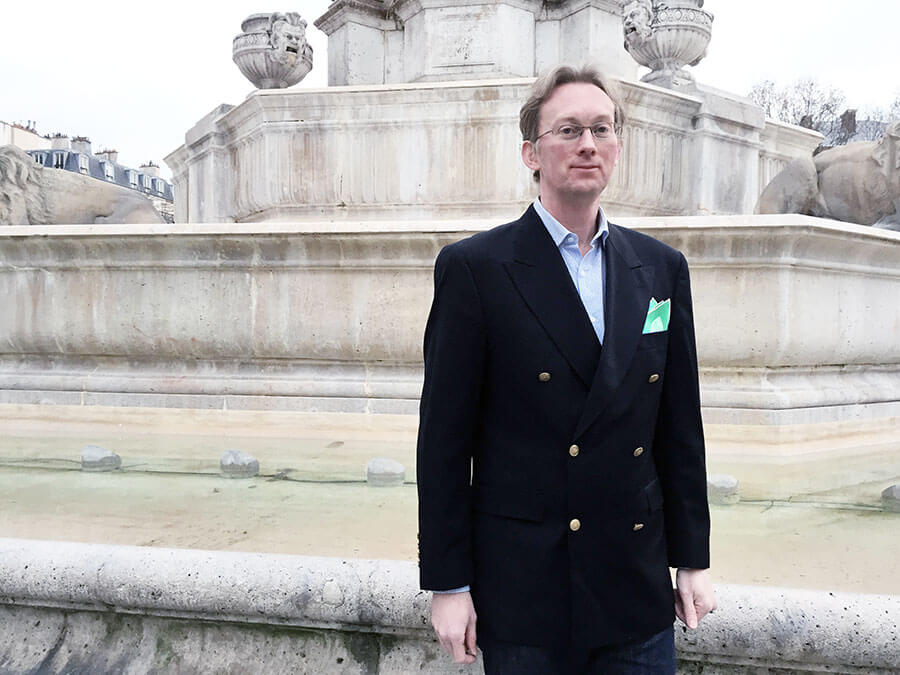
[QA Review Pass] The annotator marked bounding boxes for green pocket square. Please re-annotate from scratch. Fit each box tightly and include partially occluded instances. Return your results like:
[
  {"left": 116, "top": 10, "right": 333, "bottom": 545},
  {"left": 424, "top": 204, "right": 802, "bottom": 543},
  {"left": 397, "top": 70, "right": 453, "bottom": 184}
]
[{"left": 642, "top": 297, "right": 671, "bottom": 334}]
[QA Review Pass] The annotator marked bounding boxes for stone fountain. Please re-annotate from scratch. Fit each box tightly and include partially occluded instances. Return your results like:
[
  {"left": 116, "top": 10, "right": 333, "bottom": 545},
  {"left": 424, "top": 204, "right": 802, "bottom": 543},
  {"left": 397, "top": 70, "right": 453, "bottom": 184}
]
[
  {"left": 1, "top": 5, "right": 899, "bottom": 671},
  {"left": 0, "top": 0, "right": 896, "bottom": 499}
]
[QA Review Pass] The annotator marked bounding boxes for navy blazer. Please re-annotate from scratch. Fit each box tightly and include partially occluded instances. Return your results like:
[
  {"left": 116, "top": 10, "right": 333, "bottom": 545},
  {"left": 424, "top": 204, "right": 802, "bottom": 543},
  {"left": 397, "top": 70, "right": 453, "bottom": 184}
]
[{"left": 417, "top": 205, "right": 710, "bottom": 649}]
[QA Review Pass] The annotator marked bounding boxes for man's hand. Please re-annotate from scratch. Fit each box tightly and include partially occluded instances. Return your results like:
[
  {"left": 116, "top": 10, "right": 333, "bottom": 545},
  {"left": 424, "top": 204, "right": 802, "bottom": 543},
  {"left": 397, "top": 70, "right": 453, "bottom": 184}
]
[
  {"left": 675, "top": 568, "right": 716, "bottom": 629},
  {"left": 431, "top": 591, "right": 478, "bottom": 664}
]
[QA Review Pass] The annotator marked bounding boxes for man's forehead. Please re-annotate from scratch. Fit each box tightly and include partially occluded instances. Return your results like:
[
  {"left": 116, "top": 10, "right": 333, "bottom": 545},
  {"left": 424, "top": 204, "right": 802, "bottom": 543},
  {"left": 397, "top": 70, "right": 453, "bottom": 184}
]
[{"left": 540, "top": 83, "right": 615, "bottom": 121}]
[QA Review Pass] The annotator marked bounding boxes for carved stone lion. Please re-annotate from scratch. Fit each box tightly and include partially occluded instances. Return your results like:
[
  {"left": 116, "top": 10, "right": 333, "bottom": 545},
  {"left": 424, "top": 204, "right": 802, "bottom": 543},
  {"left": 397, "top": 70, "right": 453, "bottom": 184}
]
[
  {"left": 0, "top": 145, "right": 163, "bottom": 225},
  {"left": 757, "top": 121, "right": 900, "bottom": 230}
]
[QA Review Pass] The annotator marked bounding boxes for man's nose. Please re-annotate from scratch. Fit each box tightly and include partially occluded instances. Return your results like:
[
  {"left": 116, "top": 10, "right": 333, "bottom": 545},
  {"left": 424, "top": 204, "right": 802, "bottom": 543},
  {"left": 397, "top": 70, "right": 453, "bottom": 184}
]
[{"left": 575, "top": 127, "right": 598, "bottom": 151}]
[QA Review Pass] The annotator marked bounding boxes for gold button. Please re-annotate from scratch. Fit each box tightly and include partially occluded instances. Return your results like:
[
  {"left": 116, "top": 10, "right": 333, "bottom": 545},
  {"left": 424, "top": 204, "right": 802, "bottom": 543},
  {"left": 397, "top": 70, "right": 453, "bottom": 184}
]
[
  {"left": 633, "top": 446, "right": 644, "bottom": 457},
  {"left": 633, "top": 523, "right": 644, "bottom": 531},
  {"left": 538, "top": 372, "right": 551, "bottom": 382},
  {"left": 569, "top": 444, "right": 579, "bottom": 457},
  {"left": 648, "top": 373, "right": 660, "bottom": 383},
  {"left": 569, "top": 519, "right": 581, "bottom": 532}
]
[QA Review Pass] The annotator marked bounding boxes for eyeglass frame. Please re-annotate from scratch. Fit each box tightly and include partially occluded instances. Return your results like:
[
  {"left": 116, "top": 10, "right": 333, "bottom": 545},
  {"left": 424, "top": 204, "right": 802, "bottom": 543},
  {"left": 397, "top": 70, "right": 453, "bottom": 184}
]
[{"left": 534, "top": 121, "right": 620, "bottom": 143}]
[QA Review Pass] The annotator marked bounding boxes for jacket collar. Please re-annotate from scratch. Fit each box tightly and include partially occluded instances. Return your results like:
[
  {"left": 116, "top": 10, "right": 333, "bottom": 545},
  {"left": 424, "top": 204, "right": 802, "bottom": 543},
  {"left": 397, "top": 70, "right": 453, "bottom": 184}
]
[{"left": 505, "top": 206, "right": 652, "bottom": 434}]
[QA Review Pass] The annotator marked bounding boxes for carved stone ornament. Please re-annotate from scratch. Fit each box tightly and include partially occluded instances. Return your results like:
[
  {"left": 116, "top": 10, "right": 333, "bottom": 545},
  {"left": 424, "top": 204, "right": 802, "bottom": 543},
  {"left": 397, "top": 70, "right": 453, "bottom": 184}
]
[
  {"left": 757, "top": 121, "right": 900, "bottom": 230},
  {"left": 233, "top": 12, "right": 314, "bottom": 89},
  {"left": 623, "top": 0, "right": 713, "bottom": 89}
]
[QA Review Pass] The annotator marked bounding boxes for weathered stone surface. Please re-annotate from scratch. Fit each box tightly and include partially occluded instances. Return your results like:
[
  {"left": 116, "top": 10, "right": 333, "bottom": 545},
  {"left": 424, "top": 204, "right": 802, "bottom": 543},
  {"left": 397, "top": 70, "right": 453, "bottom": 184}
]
[
  {"left": 366, "top": 458, "right": 405, "bottom": 487},
  {"left": 80, "top": 445, "right": 121, "bottom": 472},
  {"left": 707, "top": 473, "right": 739, "bottom": 505},
  {"left": 0, "top": 537, "right": 899, "bottom": 673},
  {"left": 0, "top": 145, "right": 162, "bottom": 226},
  {"left": 881, "top": 484, "right": 900, "bottom": 513},
  {"left": 220, "top": 450, "right": 259, "bottom": 478},
  {"left": 315, "top": 0, "right": 639, "bottom": 86},
  {"left": 166, "top": 80, "right": 819, "bottom": 224}
]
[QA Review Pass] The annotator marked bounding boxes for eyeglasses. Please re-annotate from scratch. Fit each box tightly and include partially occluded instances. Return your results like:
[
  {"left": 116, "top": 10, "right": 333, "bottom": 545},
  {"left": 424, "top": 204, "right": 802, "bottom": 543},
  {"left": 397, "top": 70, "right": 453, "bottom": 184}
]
[{"left": 535, "top": 123, "right": 617, "bottom": 142}]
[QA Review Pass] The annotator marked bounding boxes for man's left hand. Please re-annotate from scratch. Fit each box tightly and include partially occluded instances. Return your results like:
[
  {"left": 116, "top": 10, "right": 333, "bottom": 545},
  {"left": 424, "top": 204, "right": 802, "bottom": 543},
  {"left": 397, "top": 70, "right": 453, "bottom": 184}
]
[{"left": 674, "top": 568, "right": 716, "bottom": 629}]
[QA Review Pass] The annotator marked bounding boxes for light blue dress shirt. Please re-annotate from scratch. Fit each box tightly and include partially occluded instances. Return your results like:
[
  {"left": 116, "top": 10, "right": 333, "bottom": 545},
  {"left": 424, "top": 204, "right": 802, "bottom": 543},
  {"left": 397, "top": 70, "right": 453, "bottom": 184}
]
[
  {"left": 532, "top": 197, "right": 609, "bottom": 344},
  {"left": 433, "top": 199, "right": 610, "bottom": 595}
]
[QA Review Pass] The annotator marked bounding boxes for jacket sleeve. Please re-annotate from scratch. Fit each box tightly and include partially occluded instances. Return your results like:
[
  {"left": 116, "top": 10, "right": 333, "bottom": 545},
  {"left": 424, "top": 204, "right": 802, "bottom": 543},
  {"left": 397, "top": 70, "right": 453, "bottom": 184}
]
[
  {"left": 652, "top": 253, "right": 711, "bottom": 569},
  {"left": 417, "top": 243, "right": 486, "bottom": 591}
]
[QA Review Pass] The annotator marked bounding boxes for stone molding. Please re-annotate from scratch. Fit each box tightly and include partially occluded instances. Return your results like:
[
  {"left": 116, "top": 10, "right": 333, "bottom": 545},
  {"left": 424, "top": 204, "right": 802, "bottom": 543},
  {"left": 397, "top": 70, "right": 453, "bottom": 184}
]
[
  {"left": 1, "top": 217, "right": 898, "bottom": 417},
  {"left": 315, "top": 0, "right": 397, "bottom": 34},
  {"left": 166, "top": 80, "right": 818, "bottom": 223},
  {"left": 0, "top": 537, "right": 897, "bottom": 673}
]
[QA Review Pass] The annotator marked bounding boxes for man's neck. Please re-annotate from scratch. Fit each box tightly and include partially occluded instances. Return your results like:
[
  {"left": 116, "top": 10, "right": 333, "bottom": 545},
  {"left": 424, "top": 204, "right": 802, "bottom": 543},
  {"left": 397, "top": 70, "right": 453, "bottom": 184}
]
[{"left": 539, "top": 194, "right": 602, "bottom": 253}]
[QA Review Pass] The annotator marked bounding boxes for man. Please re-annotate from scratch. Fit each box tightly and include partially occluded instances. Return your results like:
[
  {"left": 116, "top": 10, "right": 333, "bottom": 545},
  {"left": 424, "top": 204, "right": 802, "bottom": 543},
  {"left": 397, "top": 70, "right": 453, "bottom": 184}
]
[{"left": 417, "top": 65, "right": 715, "bottom": 673}]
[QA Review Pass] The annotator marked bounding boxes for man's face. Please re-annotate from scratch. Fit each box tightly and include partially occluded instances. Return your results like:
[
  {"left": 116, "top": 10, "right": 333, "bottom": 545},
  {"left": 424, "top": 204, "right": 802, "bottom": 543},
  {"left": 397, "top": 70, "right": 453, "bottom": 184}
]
[{"left": 522, "top": 82, "right": 621, "bottom": 204}]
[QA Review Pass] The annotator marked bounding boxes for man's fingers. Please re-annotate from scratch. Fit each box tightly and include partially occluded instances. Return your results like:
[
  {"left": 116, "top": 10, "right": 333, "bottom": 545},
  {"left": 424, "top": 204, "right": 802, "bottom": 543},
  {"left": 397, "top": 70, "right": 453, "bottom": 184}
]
[
  {"left": 464, "top": 616, "right": 478, "bottom": 658},
  {"left": 449, "top": 632, "right": 472, "bottom": 663},
  {"left": 430, "top": 591, "right": 477, "bottom": 664},
  {"left": 679, "top": 587, "right": 699, "bottom": 628},
  {"left": 675, "top": 568, "right": 716, "bottom": 630}
]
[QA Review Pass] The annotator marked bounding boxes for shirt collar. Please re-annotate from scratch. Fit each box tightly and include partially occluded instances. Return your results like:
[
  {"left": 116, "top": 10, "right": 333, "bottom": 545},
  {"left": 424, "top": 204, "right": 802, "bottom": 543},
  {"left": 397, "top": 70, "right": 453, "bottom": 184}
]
[{"left": 533, "top": 197, "right": 609, "bottom": 249}]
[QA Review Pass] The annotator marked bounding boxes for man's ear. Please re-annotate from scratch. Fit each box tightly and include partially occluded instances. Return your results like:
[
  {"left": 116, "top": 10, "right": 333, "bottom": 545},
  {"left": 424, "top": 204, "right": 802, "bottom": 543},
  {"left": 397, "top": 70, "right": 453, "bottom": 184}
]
[{"left": 521, "top": 141, "right": 540, "bottom": 172}]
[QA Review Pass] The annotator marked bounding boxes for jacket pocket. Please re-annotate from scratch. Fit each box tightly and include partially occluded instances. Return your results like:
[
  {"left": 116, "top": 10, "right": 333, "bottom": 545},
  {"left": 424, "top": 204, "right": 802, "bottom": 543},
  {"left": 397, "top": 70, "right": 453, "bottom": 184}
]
[{"left": 472, "top": 485, "right": 545, "bottom": 522}]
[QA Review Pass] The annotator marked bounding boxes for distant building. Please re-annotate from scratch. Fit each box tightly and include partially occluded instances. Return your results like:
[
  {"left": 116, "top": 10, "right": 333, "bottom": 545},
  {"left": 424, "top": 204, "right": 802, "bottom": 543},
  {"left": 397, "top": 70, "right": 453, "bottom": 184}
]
[
  {"left": 0, "top": 120, "right": 50, "bottom": 151},
  {"left": 27, "top": 137, "right": 174, "bottom": 223},
  {"left": 2, "top": 121, "right": 175, "bottom": 224}
]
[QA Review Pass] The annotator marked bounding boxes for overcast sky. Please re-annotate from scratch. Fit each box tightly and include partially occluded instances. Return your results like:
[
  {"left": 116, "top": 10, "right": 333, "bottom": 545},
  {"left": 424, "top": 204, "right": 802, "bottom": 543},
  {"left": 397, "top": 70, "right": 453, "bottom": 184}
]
[{"left": 1, "top": 1, "right": 896, "bottom": 179}]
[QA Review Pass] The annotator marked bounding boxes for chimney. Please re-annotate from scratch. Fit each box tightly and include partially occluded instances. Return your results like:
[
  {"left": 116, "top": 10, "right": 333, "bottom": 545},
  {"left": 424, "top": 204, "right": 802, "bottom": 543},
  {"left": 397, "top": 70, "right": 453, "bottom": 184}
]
[
  {"left": 97, "top": 149, "right": 119, "bottom": 163},
  {"left": 50, "top": 134, "right": 70, "bottom": 150},
  {"left": 139, "top": 161, "right": 160, "bottom": 178},
  {"left": 70, "top": 136, "right": 92, "bottom": 155}
]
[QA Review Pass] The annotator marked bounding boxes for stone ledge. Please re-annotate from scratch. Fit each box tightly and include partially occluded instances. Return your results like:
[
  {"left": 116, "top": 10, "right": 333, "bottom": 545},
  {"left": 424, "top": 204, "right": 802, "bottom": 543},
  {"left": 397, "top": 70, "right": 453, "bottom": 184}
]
[{"left": 0, "top": 538, "right": 897, "bottom": 673}]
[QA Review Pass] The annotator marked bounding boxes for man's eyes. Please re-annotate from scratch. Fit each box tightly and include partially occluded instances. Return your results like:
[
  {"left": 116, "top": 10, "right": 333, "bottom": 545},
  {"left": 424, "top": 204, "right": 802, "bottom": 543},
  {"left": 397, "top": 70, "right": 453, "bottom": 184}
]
[{"left": 555, "top": 124, "right": 612, "bottom": 138}]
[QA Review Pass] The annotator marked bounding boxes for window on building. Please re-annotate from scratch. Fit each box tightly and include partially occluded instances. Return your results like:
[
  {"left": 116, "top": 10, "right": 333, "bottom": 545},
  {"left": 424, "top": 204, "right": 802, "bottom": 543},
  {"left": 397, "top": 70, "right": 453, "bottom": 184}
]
[
  {"left": 78, "top": 155, "right": 89, "bottom": 174},
  {"left": 127, "top": 170, "right": 138, "bottom": 189},
  {"left": 141, "top": 174, "right": 152, "bottom": 190},
  {"left": 103, "top": 162, "right": 116, "bottom": 181},
  {"left": 53, "top": 152, "right": 65, "bottom": 169},
  {"left": 32, "top": 153, "right": 45, "bottom": 166}
]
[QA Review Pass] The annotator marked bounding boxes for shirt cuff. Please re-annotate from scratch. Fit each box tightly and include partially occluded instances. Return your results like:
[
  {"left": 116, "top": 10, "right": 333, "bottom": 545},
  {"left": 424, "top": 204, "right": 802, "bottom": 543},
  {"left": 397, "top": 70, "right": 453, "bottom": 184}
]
[{"left": 432, "top": 585, "right": 470, "bottom": 594}]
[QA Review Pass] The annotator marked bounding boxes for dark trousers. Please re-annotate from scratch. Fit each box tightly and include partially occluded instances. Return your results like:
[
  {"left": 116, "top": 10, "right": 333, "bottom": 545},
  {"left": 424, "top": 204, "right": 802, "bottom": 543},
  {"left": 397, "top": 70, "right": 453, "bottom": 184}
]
[{"left": 480, "top": 627, "right": 676, "bottom": 675}]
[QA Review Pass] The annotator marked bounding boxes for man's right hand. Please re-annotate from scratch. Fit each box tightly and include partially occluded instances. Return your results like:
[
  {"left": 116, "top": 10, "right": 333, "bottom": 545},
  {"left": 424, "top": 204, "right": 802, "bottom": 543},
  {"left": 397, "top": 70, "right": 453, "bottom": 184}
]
[{"left": 431, "top": 591, "right": 478, "bottom": 664}]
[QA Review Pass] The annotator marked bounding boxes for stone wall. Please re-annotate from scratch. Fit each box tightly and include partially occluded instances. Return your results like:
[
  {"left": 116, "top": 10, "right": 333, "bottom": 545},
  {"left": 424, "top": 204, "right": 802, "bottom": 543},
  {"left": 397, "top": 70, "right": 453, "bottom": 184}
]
[
  {"left": 165, "top": 79, "right": 820, "bottom": 224},
  {"left": 0, "top": 537, "right": 897, "bottom": 673},
  {"left": 1, "top": 216, "right": 898, "bottom": 491}
]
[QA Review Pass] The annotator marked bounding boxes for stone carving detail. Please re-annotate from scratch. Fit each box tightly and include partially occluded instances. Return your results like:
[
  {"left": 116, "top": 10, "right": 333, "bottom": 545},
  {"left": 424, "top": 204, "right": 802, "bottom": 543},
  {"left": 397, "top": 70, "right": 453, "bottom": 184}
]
[
  {"left": 0, "top": 145, "right": 163, "bottom": 225},
  {"left": 623, "top": 0, "right": 713, "bottom": 89},
  {"left": 233, "top": 12, "right": 313, "bottom": 89},
  {"left": 757, "top": 121, "right": 900, "bottom": 230}
]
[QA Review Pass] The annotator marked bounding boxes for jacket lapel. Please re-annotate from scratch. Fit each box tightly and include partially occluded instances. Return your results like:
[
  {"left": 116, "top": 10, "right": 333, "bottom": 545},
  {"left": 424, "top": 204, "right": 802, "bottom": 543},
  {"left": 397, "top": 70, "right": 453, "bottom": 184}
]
[
  {"left": 504, "top": 206, "right": 600, "bottom": 388},
  {"left": 574, "top": 224, "right": 652, "bottom": 438}
]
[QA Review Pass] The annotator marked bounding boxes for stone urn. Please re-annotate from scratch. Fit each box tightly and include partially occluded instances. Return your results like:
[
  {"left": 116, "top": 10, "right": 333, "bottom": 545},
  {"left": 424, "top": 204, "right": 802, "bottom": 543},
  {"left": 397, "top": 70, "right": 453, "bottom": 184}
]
[
  {"left": 622, "top": 0, "right": 713, "bottom": 89},
  {"left": 233, "top": 12, "right": 313, "bottom": 89}
]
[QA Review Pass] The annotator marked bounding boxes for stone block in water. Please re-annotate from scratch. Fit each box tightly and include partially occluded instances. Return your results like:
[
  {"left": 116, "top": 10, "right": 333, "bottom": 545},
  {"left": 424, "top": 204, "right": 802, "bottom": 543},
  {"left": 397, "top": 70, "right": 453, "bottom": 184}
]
[
  {"left": 81, "top": 445, "right": 121, "bottom": 472},
  {"left": 882, "top": 485, "right": 900, "bottom": 513},
  {"left": 366, "top": 458, "right": 405, "bottom": 487},
  {"left": 707, "top": 473, "right": 740, "bottom": 505},
  {"left": 220, "top": 450, "right": 259, "bottom": 479}
]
